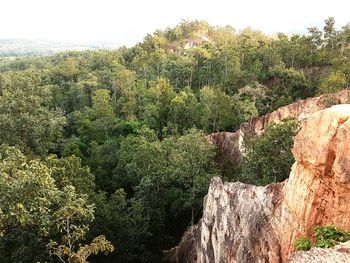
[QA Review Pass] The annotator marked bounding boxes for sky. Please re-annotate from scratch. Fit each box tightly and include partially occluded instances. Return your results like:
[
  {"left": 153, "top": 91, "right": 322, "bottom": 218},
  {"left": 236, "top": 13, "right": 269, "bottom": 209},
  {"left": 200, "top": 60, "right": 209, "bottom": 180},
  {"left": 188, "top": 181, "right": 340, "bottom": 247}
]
[{"left": 1, "top": 0, "right": 349, "bottom": 46}]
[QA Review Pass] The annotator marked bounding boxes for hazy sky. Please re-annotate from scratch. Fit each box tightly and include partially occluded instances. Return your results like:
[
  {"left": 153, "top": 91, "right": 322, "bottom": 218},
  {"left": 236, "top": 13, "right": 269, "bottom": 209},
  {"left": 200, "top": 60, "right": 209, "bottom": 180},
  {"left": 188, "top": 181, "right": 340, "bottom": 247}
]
[{"left": 1, "top": 0, "right": 349, "bottom": 46}]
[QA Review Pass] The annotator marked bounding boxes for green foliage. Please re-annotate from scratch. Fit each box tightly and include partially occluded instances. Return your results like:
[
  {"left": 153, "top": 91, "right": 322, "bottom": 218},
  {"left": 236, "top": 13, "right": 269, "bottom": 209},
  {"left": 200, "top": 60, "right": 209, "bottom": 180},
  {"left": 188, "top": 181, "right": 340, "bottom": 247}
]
[
  {"left": 48, "top": 186, "right": 114, "bottom": 263},
  {"left": 314, "top": 226, "right": 350, "bottom": 248},
  {"left": 269, "top": 65, "right": 310, "bottom": 102},
  {"left": 115, "top": 128, "right": 218, "bottom": 255},
  {"left": 241, "top": 118, "right": 299, "bottom": 185},
  {"left": 92, "top": 89, "right": 114, "bottom": 118},
  {"left": 0, "top": 70, "right": 66, "bottom": 155},
  {"left": 295, "top": 226, "right": 350, "bottom": 252},
  {"left": 44, "top": 155, "right": 95, "bottom": 195},
  {"left": 142, "top": 78, "right": 176, "bottom": 138},
  {"left": 90, "top": 189, "right": 151, "bottom": 262},
  {"left": 199, "top": 86, "right": 236, "bottom": 132},
  {"left": 235, "top": 84, "right": 272, "bottom": 116},
  {"left": 0, "top": 146, "right": 112, "bottom": 262},
  {"left": 319, "top": 71, "right": 347, "bottom": 94},
  {"left": 170, "top": 87, "right": 200, "bottom": 133},
  {"left": 0, "top": 146, "right": 57, "bottom": 237},
  {"left": 295, "top": 237, "right": 312, "bottom": 251}
]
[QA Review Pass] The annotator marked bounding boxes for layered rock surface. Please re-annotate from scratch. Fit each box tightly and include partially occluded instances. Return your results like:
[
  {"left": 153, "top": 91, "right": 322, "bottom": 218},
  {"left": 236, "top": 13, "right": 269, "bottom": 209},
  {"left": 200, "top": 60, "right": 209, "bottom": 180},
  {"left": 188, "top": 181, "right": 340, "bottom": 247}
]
[
  {"left": 207, "top": 89, "right": 350, "bottom": 163},
  {"left": 167, "top": 104, "right": 350, "bottom": 263},
  {"left": 287, "top": 241, "right": 350, "bottom": 263},
  {"left": 280, "top": 104, "right": 350, "bottom": 261}
]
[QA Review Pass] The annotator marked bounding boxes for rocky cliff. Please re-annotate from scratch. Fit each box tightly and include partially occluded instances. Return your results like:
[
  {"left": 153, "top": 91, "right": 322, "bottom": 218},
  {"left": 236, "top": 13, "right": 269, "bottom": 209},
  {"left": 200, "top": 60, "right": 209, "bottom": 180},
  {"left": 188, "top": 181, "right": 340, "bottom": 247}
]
[
  {"left": 207, "top": 89, "right": 350, "bottom": 163},
  {"left": 167, "top": 104, "right": 350, "bottom": 263}
]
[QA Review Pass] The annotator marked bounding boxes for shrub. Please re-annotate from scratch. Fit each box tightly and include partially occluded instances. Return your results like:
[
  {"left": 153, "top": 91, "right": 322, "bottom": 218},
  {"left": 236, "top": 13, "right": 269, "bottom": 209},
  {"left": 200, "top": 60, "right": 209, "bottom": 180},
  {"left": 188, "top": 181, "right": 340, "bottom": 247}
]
[
  {"left": 294, "top": 226, "right": 350, "bottom": 251},
  {"left": 314, "top": 226, "right": 350, "bottom": 248},
  {"left": 295, "top": 237, "right": 312, "bottom": 251}
]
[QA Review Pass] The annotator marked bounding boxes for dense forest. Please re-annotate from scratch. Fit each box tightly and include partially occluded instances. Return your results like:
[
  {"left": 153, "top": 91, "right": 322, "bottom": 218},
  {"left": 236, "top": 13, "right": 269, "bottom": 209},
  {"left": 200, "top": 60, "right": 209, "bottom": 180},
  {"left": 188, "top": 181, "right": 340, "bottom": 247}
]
[{"left": 0, "top": 18, "right": 349, "bottom": 262}]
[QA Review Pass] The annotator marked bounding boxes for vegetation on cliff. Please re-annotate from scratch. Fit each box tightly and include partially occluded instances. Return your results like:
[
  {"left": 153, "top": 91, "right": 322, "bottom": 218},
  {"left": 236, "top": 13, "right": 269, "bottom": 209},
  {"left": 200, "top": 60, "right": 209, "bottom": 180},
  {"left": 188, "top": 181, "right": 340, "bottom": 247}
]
[
  {"left": 295, "top": 226, "right": 350, "bottom": 251},
  {"left": 241, "top": 118, "right": 299, "bottom": 185}
]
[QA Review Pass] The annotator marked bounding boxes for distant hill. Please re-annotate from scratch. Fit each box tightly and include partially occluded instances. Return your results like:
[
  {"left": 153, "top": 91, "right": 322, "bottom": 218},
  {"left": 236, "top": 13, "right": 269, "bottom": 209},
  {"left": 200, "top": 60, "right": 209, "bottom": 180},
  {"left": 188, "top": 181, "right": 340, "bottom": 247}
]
[{"left": 0, "top": 38, "right": 118, "bottom": 57}]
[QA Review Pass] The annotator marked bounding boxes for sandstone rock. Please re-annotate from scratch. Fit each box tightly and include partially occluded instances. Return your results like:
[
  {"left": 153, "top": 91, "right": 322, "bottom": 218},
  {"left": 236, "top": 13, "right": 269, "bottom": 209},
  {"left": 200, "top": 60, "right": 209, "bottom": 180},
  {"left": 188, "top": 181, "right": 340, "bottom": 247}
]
[
  {"left": 197, "top": 178, "right": 283, "bottom": 263},
  {"left": 287, "top": 241, "right": 350, "bottom": 263},
  {"left": 280, "top": 104, "right": 350, "bottom": 260},
  {"left": 206, "top": 131, "right": 242, "bottom": 163},
  {"left": 164, "top": 226, "right": 199, "bottom": 263},
  {"left": 207, "top": 90, "right": 350, "bottom": 164},
  {"left": 168, "top": 104, "right": 350, "bottom": 263}
]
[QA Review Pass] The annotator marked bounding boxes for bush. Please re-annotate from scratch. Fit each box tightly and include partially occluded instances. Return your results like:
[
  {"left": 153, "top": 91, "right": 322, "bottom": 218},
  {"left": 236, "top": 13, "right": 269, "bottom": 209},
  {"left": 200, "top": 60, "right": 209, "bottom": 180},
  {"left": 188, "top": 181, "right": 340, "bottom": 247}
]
[
  {"left": 314, "top": 226, "right": 350, "bottom": 248},
  {"left": 295, "top": 237, "right": 312, "bottom": 251}
]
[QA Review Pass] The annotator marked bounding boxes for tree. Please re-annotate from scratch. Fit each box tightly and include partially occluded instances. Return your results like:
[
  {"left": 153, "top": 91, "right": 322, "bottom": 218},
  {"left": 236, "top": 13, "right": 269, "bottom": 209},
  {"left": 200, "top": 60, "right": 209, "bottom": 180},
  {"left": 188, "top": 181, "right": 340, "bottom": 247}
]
[
  {"left": 232, "top": 95, "right": 259, "bottom": 126},
  {"left": 44, "top": 155, "right": 95, "bottom": 195},
  {"left": 319, "top": 71, "right": 347, "bottom": 94},
  {"left": 323, "top": 17, "right": 337, "bottom": 50},
  {"left": 69, "top": 89, "right": 117, "bottom": 144},
  {"left": 206, "top": 44, "right": 241, "bottom": 92},
  {"left": 235, "top": 84, "right": 272, "bottom": 115},
  {"left": 170, "top": 87, "right": 200, "bottom": 133},
  {"left": 185, "top": 47, "right": 212, "bottom": 88},
  {"left": 142, "top": 78, "right": 176, "bottom": 139},
  {"left": 199, "top": 86, "right": 236, "bottom": 132},
  {"left": 47, "top": 186, "right": 114, "bottom": 263},
  {"left": 0, "top": 70, "right": 66, "bottom": 155},
  {"left": 113, "top": 69, "right": 138, "bottom": 120},
  {"left": 169, "top": 129, "right": 218, "bottom": 225},
  {"left": 0, "top": 146, "right": 113, "bottom": 262},
  {"left": 241, "top": 118, "right": 299, "bottom": 185},
  {"left": 115, "top": 126, "right": 164, "bottom": 193},
  {"left": 92, "top": 89, "right": 114, "bottom": 118},
  {"left": 89, "top": 189, "right": 151, "bottom": 263},
  {"left": 269, "top": 66, "right": 311, "bottom": 101},
  {"left": 114, "top": 128, "right": 218, "bottom": 255},
  {"left": 87, "top": 139, "right": 120, "bottom": 193},
  {"left": 307, "top": 26, "right": 323, "bottom": 49}
]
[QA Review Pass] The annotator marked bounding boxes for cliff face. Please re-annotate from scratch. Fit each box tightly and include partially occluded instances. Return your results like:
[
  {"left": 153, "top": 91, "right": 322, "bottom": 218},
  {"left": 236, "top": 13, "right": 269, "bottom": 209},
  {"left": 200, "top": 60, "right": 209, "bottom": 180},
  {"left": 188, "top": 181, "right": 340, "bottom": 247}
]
[
  {"left": 207, "top": 89, "right": 350, "bottom": 163},
  {"left": 197, "top": 179, "right": 283, "bottom": 263},
  {"left": 279, "top": 104, "right": 350, "bottom": 260},
  {"left": 168, "top": 104, "right": 350, "bottom": 263}
]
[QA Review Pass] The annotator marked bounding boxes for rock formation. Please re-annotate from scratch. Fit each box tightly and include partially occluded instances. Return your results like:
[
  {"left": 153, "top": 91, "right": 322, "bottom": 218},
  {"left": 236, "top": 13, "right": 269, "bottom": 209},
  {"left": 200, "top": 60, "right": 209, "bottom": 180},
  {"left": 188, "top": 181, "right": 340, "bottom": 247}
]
[
  {"left": 279, "top": 104, "right": 350, "bottom": 260},
  {"left": 207, "top": 89, "right": 350, "bottom": 163},
  {"left": 167, "top": 104, "right": 350, "bottom": 263}
]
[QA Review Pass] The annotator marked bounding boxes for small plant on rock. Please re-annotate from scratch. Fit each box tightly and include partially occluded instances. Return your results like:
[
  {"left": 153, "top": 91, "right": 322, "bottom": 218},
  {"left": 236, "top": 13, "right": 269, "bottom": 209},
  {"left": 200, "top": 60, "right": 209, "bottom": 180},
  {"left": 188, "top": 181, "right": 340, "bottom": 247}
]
[
  {"left": 294, "top": 226, "right": 350, "bottom": 251},
  {"left": 295, "top": 237, "right": 312, "bottom": 251}
]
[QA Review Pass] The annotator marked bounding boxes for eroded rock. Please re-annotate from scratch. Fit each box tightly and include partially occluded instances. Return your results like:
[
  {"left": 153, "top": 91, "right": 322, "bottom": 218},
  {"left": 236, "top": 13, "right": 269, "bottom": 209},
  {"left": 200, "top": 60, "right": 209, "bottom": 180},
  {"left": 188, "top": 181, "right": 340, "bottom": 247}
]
[
  {"left": 168, "top": 104, "right": 350, "bottom": 263},
  {"left": 207, "top": 89, "right": 350, "bottom": 164},
  {"left": 198, "top": 178, "right": 283, "bottom": 263},
  {"left": 280, "top": 104, "right": 350, "bottom": 260},
  {"left": 287, "top": 241, "right": 350, "bottom": 263}
]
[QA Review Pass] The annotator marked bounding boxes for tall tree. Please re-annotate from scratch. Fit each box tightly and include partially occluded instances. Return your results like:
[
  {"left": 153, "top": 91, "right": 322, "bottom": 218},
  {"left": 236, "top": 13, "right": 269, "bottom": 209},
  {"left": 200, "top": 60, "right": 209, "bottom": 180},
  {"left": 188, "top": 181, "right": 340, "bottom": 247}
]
[
  {"left": 0, "top": 146, "right": 113, "bottom": 262},
  {"left": 0, "top": 70, "right": 65, "bottom": 155},
  {"left": 143, "top": 78, "right": 176, "bottom": 139}
]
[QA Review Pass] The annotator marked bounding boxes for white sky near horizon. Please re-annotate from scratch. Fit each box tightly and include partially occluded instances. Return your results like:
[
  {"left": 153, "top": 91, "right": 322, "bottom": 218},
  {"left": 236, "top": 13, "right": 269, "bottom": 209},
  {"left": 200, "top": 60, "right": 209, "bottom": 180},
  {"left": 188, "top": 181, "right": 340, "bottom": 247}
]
[{"left": 0, "top": 0, "right": 349, "bottom": 46}]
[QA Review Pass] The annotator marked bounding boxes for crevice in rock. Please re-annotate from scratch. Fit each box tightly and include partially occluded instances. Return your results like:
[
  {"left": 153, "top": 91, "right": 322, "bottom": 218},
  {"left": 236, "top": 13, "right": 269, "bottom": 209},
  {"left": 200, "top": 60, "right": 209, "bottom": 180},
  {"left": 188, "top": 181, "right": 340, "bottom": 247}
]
[{"left": 324, "top": 116, "right": 349, "bottom": 177}]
